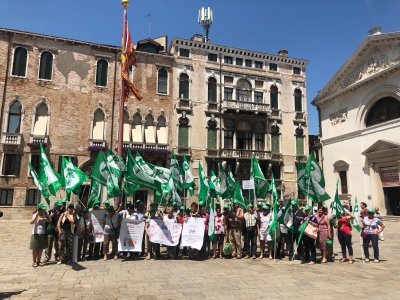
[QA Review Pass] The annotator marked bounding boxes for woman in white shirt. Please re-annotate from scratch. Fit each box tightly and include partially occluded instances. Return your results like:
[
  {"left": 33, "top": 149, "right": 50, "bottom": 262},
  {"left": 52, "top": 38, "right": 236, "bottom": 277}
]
[
  {"left": 258, "top": 206, "right": 272, "bottom": 259},
  {"left": 30, "top": 203, "right": 51, "bottom": 267}
]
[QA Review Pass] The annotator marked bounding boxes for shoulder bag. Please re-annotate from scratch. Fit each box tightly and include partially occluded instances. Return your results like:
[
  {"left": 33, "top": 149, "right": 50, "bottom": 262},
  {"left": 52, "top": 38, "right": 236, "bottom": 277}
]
[{"left": 304, "top": 216, "right": 324, "bottom": 239}]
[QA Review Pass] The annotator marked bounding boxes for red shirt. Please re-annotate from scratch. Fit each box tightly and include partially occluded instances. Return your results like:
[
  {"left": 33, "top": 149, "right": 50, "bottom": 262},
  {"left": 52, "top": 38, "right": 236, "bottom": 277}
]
[
  {"left": 338, "top": 217, "right": 351, "bottom": 234},
  {"left": 177, "top": 215, "right": 184, "bottom": 224}
]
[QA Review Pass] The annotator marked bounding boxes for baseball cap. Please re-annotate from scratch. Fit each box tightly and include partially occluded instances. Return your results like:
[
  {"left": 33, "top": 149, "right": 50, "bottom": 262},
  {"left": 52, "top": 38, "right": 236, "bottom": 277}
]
[
  {"left": 233, "top": 200, "right": 239, "bottom": 204},
  {"left": 367, "top": 208, "right": 374, "bottom": 213},
  {"left": 106, "top": 205, "right": 115, "bottom": 212},
  {"left": 61, "top": 199, "right": 67, "bottom": 204},
  {"left": 67, "top": 203, "right": 74, "bottom": 208},
  {"left": 83, "top": 208, "right": 89, "bottom": 213},
  {"left": 172, "top": 201, "right": 177, "bottom": 206},
  {"left": 246, "top": 203, "right": 253, "bottom": 208},
  {"left": 180, "top": 206, "right": 185, "bottom": 210},
  {"left": 257, "top": 202, "right": 263, "bottom": 206},
  {"left": 54, "top": 200, "right": 62, "bottom": 207},
  {"left": 37, "top": 203, "right": 47, "bottom": 210},
  {"left": 150, "top": 208, "right": 157, "bottom": 213},
  {"left": 103, "top": 200, "right": 110, "bottom": 205},
  {"left": 224, "top": 204, "right": 229, "bottom": 209},
  {"left": 126, "top": 201, "right": 132, "bottom": 206},
  {"left": 262, "top": 205, "right": 269, "bottom": 210},
  {"left": 304, "top": 205, "right": 312, "bottom": 211},
  {"left": 291, "top": 200, "right": 298, "bottom": 206},
  {"left": 199, "top": 201, "right": 205, "bottom": 206}
]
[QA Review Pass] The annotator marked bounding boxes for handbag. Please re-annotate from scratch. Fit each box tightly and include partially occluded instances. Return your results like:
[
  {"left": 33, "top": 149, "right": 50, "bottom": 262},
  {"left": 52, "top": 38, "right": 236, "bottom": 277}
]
[
  {"left": 304, "top": 222, "right": 318, "bottom": 239},
  {"left": 46, "top": 222, "right": 55, "bottom": 235},
  {"left": 361, "top": 231, "right": 367, "bottom": 238}
]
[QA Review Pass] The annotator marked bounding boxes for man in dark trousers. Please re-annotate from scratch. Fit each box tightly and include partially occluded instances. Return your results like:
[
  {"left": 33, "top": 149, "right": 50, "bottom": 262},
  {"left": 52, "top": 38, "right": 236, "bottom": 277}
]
[
  {"left": 287, "top": 200, "right": 306, "bottom": 261},
  {"left": 44, "top": 200, "right": 64, "bottom": 262}
]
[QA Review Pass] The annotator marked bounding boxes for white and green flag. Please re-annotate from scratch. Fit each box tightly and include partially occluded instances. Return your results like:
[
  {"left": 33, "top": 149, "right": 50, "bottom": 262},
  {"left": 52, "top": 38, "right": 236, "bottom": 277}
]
[
  {"left": 226, "top": 165, "right": 236, "bottom": 199},
  {"left": 305, "top": 152, "right": 325, "bottom": 188},
  {"left": 39, "top": 144, "right": 62, "bottom": 196},
  {"left": 277, "top": 200, "right": 294, "bottom": 233},
  {"left": 90, "top": 151, "right": 110, "bottom": 186},
  {"left": 198, "top": 163, "right": 209, "bottom": 204},
  {"left": 232, "top": 179, "right": 246, "bottom": 209},
  {"left": 218, "top": 162, "right": 229, "bottom": 198},
  {"left": 297, "top": 162, "right": 330, "bottom": 203},
  {"left": 87, "top": 178, "right": 102, "bottom": 209},
  {"left": 352, "top": 197, "right": 361, "bottom": 232},
  {"left": 161, "top": 172, "right": 182, "bottom": 206},
  {"left": 209, "top": 170, "right": 222, "bottom": 198},
  {"left": 147, "top": 163, "right": 170, "bottom": 183},
  {"left": 208, "top": 194, "right": 215, "bottom": 242},
  {"left": 182, "top": 156, "right": 195, "bottom": 196},
  {"left": 170, "top": 151, "right": 183, "bottom": 192},
  {"left": 61, "top": 156, "right": 88, "bottom": 193},
  {"left": 251, "top": 155, "right": 270, "bottom": 199},
  {"left": 105, "top": 151, "right": 122, "bottom": 198},
  {"left": 268, "top": 173, "right": 281, "bottom": 247},
  {"left": 123, "top": 150, "right": 140, "bottom": 195},
  {"left": 28, "top": 160, "right": 50, "bottom": 205},
  {"left": 330, "top": 180, "right": 345, "bottom": 225}
]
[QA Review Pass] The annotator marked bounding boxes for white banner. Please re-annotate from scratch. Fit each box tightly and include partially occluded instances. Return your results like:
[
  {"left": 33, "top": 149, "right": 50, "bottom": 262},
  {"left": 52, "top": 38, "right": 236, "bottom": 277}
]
[
  {"left": 90, "top": 210, "right": 105, "bottom": 243},
  {"left": 180, "top": 217, "right": 205, "bottom": 250},
  {"left": 149, "top": 219, "right": 182, "bottom": 246},
  {"left": 118, "top": 219, "right": 145, "bottom": 252},
  {"left": 242, "top": 179, "right": 254, "bottom": 190}
]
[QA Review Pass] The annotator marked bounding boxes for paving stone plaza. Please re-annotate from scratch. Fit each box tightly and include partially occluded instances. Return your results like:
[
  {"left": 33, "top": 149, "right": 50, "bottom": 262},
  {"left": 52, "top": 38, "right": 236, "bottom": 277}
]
[{"left": 0, "top": 219, "right": 399, "bottom": 300}]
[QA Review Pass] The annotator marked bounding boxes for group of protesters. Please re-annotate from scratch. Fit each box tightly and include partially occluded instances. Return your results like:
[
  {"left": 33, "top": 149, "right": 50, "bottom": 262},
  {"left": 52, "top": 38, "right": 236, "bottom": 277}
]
[{"left": 29, "top": 198, "right": 386, "bottom": 267}]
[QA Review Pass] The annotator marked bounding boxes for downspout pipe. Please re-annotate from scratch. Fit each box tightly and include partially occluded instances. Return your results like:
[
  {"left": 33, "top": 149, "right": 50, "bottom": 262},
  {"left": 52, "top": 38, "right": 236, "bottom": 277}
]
[{"left": 0, "top": 32, "right": 12, "bottom": 143}]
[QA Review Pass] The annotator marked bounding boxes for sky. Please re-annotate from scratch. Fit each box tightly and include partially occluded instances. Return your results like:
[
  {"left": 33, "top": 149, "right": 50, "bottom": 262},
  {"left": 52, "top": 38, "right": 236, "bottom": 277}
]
[{"left": 1, "top": 0, "right": 400, "bottom": 135}]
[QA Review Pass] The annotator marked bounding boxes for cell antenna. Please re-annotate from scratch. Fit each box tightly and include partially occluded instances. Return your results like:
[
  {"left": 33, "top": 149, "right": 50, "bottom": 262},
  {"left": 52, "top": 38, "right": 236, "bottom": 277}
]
[
  {"left": 198, "top": 7, "right": 213, "bottom": 43},
  {"left": 144, "top": 13, "right": 152, "bottom": 38}
]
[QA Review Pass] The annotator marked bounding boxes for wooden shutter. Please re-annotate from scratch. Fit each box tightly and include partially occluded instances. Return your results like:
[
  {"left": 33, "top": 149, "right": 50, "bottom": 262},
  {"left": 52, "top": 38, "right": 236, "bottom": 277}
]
[
  {"left": 296, "top": 136, "right": 304, "bottom": 155},
  {"left": 12, "top": 47, "right": 27, "bottom": 77},
  {"left": 271, "top": 134, "right": 280, "bottom": 153},
  {"left": 39, "top": 52, "right": 53, "bottom": 80},
  {"left": 295, "top": 95, "right": 302, "bottom": 112},
  {"left": 208, "top": 84, "right": 217, "bottom": 102},
  {"left": 179, "top": 81, "right": 189, "bottom": 99},
  {"left": 96, "top": 60, "right": 108, "bottom": 87},
  {"left": 270, "top": 93, "right": 278, "bottom": 109},
  {"left": 178, "top": 125, "right": 189, "bottom": 147},
  {"left": 13, "top": 154, "right": 21, "bottom": 176},
  {"left": 207, "top": 128, "right": 217, "bottom": 149}
]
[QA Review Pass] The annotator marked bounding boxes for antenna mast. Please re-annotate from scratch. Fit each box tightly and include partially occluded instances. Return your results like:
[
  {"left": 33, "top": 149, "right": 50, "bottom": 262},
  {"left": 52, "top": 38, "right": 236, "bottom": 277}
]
[
  {"left": 198, "top": 7, "right": 213, "bottom": 43},
  {"left": 144, "top": 13, "right": 152, "bottom": 38}
]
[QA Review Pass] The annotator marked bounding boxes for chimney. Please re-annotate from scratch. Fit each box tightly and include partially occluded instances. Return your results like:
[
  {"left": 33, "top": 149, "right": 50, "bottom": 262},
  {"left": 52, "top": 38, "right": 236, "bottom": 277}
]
[
  {"left": 191, "top": 34, "right": 203, "bottom": 42},
  {"left": 278, "top": 49, "right": 288, "bottom": 57},
  {"left": 368, "top": 26, "right": 382, "bottom": 35}
]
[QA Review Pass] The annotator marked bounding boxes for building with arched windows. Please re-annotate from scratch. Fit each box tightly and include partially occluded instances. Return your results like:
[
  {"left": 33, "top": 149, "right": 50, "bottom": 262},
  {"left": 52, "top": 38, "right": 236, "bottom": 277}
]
[{"left": 312, "top": 27, "right": 400, "bottom": 216}]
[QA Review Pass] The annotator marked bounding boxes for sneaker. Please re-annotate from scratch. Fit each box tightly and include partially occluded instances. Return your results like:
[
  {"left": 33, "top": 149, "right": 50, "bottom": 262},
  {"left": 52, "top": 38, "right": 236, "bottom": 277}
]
[
  {"left": 252, "top": 255, "right": 256, "bottom": 259},
  {"left": 244, "top": 255, "right": 250, "bottom": 259},
  {"left": 364, "top": 258, "right": 370, "bottom": 262},
  {"left": 373, "top": 259, "right": 379, "bottom": 263},
  {"left": 57, "top": 261, "right": 62, "bottom": 265},
  {"left": 380, "top": 238, "right": 384, "bottom": 241}
]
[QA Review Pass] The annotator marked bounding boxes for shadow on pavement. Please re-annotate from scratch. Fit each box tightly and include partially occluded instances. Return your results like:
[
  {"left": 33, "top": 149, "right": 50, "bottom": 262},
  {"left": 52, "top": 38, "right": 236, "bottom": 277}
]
[
  {"left": 0, "top": 290, "right": 26, "bottom": 299},
  {"left": 72, "top": 262, "right": 86, "bottom": 271}
]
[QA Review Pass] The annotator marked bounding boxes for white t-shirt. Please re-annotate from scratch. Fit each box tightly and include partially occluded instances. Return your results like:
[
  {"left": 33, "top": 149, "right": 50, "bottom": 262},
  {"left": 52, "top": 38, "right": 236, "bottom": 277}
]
[
  {"left": 32, "top": 212, "right": 48, "bottom": 235},
  {"left": 260, "top": 214, "right": 271, "bottom": 234}
]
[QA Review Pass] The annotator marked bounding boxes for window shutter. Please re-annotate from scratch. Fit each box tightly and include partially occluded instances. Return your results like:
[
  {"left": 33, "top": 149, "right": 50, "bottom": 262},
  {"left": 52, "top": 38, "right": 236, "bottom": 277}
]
[
  {"left": 271, "top": 134, "right": 280, "bottom": 153},
  {"left": 13, "top": 48, "right": 27, "bottom": 77},
  {"left": 14, "top": 154, "right": 21, "bottom": 176},
  {"left": 31, "top": 155, "right": 40, "bottom": 175},
  {"left": 270, "top": 93, "right": 278, "bottom": 109},
  {"left": 295, "top": 96, "right": 302, "bottom": 112},
  {"left": 44, "top": 52, "right": 53, "bottom": 80},
  {"left": 179, "top": 81, "right": 189, "bottom": 99},
  {"left": 208, "top": 84, "right": 217, "bottom": 102},
  {"left": 208, "top": 128, "right": 217, "bottom": 149},
  {"left": 296, "top": 136, "right": 304, "bottom": 155},
  {"left": 96, "top": 60, "right": 108, "bottom": 86},
  {"left": 179, "top": 125, "right": 189, "bottom": 147}
]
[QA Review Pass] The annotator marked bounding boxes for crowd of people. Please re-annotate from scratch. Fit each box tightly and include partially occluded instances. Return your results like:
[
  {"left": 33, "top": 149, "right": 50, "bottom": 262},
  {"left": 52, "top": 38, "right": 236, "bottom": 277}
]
[{"left": 29, "top": 198, "right": 386, "bottom": 267}]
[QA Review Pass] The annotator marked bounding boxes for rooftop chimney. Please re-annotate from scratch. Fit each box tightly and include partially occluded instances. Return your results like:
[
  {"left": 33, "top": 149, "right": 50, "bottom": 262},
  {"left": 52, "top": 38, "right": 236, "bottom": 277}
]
[
  {"left": 368, "top": 26, "right": 382, "bottom": 35},
  {"left": 278, "top": 49, "right": 288, "bottom": 57}
]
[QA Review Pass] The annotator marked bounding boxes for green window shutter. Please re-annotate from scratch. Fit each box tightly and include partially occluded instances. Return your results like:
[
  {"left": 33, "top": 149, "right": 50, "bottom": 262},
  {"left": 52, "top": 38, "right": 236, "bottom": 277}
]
[
  {"left": 14, "top": 154, "right": 21, "bottom": 176},
  {"left": 271, "top": 134, "right": 280, "bottom": 153},
  {"left": 270, "top": 93, "right": 278, "bottom": 109},
  {"left": 296, "top": 136, "right": 304, "bottom": 155},
  {"left": 207, "top": 128, "right": 217, "bottom": 149},
  {"left": 39, "top": 52, "right": 53, "bottom": 80},
  {"left": 295, "top": 96, "right": 302, "bottom": 111},
  {"left": 12, "top": 47, "right": 27, "bottom": 77},
  {"left": 208, "top": 84, "right": 217, "bottom": 102},
  {"left": 179, "top": 81, "right": 189, "bottom": 99},
  {"left": 96, "top": 60, "right": 108, "bottom": 86},
  {"left": 179, "top": 125, "right": 189, "bottom": 147}
]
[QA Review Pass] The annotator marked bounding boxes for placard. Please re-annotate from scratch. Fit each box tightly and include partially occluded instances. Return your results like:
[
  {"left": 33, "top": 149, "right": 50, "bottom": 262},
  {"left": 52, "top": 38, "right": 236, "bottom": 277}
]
[
  {"left": 149, "top": 219, "right": 182, "bottom": 246},
  {"left": 90, "top": 210, "right": 105, "bottom": 243},
  {"left": 180, "top": 217, "right": 205, "bottom": 250},
  {"left": 118, "top": 219, "right": 145, "bottom": 252},
  {"left": 242, "top": 179, "right": 254, "bottom": 190},
  {"left": 381, "top": 166, "right": 400, "bottom": 187}
]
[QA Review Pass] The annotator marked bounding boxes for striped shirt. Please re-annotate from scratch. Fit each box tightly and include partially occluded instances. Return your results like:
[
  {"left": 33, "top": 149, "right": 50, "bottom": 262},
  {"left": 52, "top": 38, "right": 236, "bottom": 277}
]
[{"left": 244, "top": 212, "right": 257, "bottom": 228}]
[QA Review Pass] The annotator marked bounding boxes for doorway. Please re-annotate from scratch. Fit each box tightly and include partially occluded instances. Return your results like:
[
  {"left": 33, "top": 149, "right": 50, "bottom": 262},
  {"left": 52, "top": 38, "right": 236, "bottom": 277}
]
[{"left": 383, "top": 186, "right": 400, "bottom": 216}]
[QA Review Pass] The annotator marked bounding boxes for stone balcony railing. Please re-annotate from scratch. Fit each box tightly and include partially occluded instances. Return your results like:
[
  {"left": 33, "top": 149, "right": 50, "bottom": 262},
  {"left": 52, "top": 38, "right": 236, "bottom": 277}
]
[
  {"left": 89, "top": 139, "right": 106, "bottom": 147},
  {"left": 176, "top": 98, "right": 192, "bottom": 111},
  {"left": 294, "top": 112, "right": 306, "bottom": 122},
  {"left": 271, "top": 153, "right": 283, "bottom": 161},
  {"left": 30, "top": 134, "right": 48, "bottom": 144},
  {"left": 221, "top": 148, "right": 271, "bottom": 159},
  {"left": 222, "top": 99, "right": 269, "bottom": 113},
  {"left": 131, "top": 143, "right": 169, "bottom": 151},
  {"left": 270, "top": 109, "right": 282, "bottom": 120},
  {"left": 1, "top": 132, "right": 22, "bottom": 145},
  {"left": 296, "top": 154, "right": 307, "bottom": 162}
]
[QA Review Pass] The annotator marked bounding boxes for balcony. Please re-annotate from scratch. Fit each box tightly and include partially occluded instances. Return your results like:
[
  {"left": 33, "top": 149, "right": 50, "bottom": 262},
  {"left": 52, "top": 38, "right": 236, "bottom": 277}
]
[
  {"left": 270, "top": 109, "right": 282, "bottom": 120},
  {"left": 1, "top": 133, "right": 22, "bottom": 145},
  {"left": 222, "top": 99, "right": 269, "bottom": 114},
  {"left": 206, "top": 149, "right": 219, "bottom": 157},
  {"left": 176, "top": 98, "right": 192, "bottom": 112},
  {"left": 221, "top": 149, "right": 271, "bottom": 160},
  {"left": 294, "top": 112, "right": 306, "bottom": 123},
  {"left": 131, "top": 143, "right": 169, "bottom": 151},
  {"left": 206, "top": 102, "right": 219, "bottom": 112},
  {"left": 296, "top": 154, "right": 307, "bottom": 162},
  {"left": 89, "top": 139, "right": 106, "bottom": 147},
  {"left": 271, "top": 153, "right": 283, "bottom": 161},
  {"left": 30, "top": 134, "right": 48, "bottom": 144}
]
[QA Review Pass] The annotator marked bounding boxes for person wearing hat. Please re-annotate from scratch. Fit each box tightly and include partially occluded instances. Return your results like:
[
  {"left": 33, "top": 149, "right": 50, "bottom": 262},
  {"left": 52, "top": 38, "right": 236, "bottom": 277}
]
[
  {"left": 30, "top": 203, "right": 51, "bottom": 267},
  {"left": 361, "top": 208, "right": 385, "bottom": 263},
  {"left": 258, "top": 205, "right": 272, "bottom": 259},
  {"left": 302, "top": 205, "right": 317, "bottom": 264},
  {"left": 102, "top": 200, "right": 110, "bottom": 210},
  {"left": 61, "top": 199, "right": 67, "bottom": 211},
  {"left": 215, "top": 201, "right": 221, "bottom": 210},
  {"left": 143, "top": 202, "right": 163, "bottom": 258},
  {"left": 287, "top": 200, "right": 306, "bottom": 261},
  {"left": 277, "top": 205, "right": 288, "bottom": 259},
  {"left": 185, "top": 202, "right": 201, "bottom": 260},
  {"left": 76, "top": 208, "right": 92, "bottom": 261},
  {"left": 335, "top": 208, "right": 356, "bottom": 264},
  {"left": 119, "top": 204, "right": 144, "bottom": 258},
  {"left": 44, "top": 200, "right": 64, "bottom": 262},
  {"left": 144, "top": 208, "right": 160, "bottom": 260},
  {"left": 57, "top": 203, "right": 77, "bottom": 264},
  {"left": 227, "top": 200, "right": 244, "bottom": 259},
  {"left": 243, "top": 203, "right": 258, "bottom": 259},
  {"left": 212, "top": 206, "right": 226, "bottom": 259},
  {"left": 255, "top": 201, "right": 263, "bottom": 217},
  {"left": 103, "top": 205, "right": 121, "bottom": 261}
]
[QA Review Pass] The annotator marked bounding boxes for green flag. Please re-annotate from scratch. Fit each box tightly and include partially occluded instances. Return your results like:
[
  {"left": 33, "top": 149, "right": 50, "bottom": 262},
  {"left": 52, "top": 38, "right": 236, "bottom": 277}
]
[
  {"left": 330, "top": 180, "right": 345, "bottom": 225},
  {"left": 218, "top": 162, "right": 229, "bottom": 198},
  {"left": 198, "top": 163, "right": 209, "bottom": 204},
  {"left": 39, "top": 143, "right": 62, "bottom": 196},
  {"left": 209, "top": 170, "right": 222, "bottom": 198},
  {"left": 87, "top": 178, "right": 101, "bottom": 209},
  {"left": 232, "top": 180, "right": 246, "bottom": 209},
  {"left": 268, "top": 173, "right": 281, "bottom": 247},
  {"left": 182, "top": 156, "right": 195, "bottom": 196},
  {"left": 278, "top": 200, "right": 294, "bottom": 233},
  {"left": 226, "top": 165, "right": 236, "bottom": 199},
  {"left": 305, "top": 152, "right": 325, "bottom": 188},
  {"left": 170, "top": 151, "right": 183, "bottom": 192},
  {"left": 160, "top": 172, "right": 181, "bottom": 206},
  {"left": 352, "top": 197, "right": 361, "bottom": 232},
  {"left": 105, "top": 151, "right": 122, "bottom": 198},
  {"left": 123, "top": 150, "right": 140, "bottom": 195},
  {"left": 297, "top": 161, "right": 330, "bottom": 203},
  {"left": 28, "top": 160, "right": 50, "bottom": 205},
  {"left": 251, "top": 155, "right": 270, "bottom": 199},
  {"left": 147, "top": 163, "right": 170, "bottom": 183},
  {"left": 297, "top": 219, "right": 308, "bottom": 245},
  {"left": 90, "top": 151, "right": 109, "bottom": 186},
  {"left": 61, "top": 156, "right": 88, "bottom": 193},
  {"left": 208, "top": 194, "right": 215, "bottom": 242}
]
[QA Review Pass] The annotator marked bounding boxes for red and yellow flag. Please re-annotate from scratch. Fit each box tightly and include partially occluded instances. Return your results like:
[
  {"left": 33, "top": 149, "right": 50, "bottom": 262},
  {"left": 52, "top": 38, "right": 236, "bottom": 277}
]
[{"left": 121, "top": 11, "right": 142, "bottom": 101}]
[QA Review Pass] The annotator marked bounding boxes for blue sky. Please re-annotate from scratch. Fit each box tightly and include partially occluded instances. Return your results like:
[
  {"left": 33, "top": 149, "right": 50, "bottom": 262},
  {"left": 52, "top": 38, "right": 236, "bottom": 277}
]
[{"left": 1, "top": 0, "right": 399, "bottom": 135}]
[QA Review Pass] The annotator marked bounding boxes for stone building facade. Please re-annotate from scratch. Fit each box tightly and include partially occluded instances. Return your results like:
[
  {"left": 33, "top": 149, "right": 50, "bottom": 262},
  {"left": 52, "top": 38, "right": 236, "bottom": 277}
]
[
  {"left": 0, "top": 28, "right": 174, "bottom": 219},
  {"left": 169, "top": 34, "right": 309, "bottom": 204}
]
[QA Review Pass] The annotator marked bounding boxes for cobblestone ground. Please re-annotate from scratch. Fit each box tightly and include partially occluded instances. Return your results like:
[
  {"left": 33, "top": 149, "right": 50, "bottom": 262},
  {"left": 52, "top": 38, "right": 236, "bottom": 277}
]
[{"left": 0, "top": 219, "right": 399, "bottom": 300}]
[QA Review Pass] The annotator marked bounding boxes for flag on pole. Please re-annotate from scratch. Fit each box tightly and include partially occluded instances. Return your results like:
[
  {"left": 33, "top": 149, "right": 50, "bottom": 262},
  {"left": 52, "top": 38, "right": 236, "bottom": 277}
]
[
  {"left": 90, "top": 151, "right": 109, "bottom": 186},
  {"left": 170, "top": 151, "right": 184, "bottom": 192},
  {"left": 218, "top": 162, "right": 229, "bottom": 198},
  {"left": 305, "top": 152, "right": 325, "bottom": 188},
  {"left": 160, "top": 172, "right": 181, "bottom": 206},
  {"left": 123, "top": 150, "right": 140, "bottom": 195},
  {"left": 105, "top": 151, "right": 122, "bottom": 198},
  {"left": 232, "top": 180, "right": 246, "bottom": 209},
  {"left": 209, "top": 170, "right": 222, "bottom": 198},
  {"left": 352, "top": 197, "right": 361, "bottom": 232},
  {"left": 208, "top": 194, "right": 215, "bottom": 242},
  {"left": 121, "top": 10, "right": 141, "bottom": 101},
  {"left": 297, "top": 219, "right": 308, "bottom": 245},
  {"left": 198, "top": 163, "right": 209, "bottom": 204},
  {"left": 329, "top": 180, "right": 345, "bottom": 225},
  {"left": 39, "top": 144, "right": 62, "bottom": 196},
  {"left": 60, "top": 156, "right": 88, "bottom": 194},
  {"left": 226, "top": 165, "right": 236, "bottom": 199},
  {"left": 87, "top": 178, "right": 102, "bottom": 209},
  {"left": 268, "top": 173, "right": 280, "bottom": 247},
  {"left": 182, "top": 156, "right": 195, "bottom": 196},
  {"left": 297, "top": 161, "right": 330, "bottom": 203},
  {"left": 28, "top": 160, "right": 50, "bottom": 205},
  {"left": 147, "top": 163, "right": 170, "bottom": 183},
  {"left": 251, "top": 155, "right": 270, "bottom": 199},
  {"left": 277, "top": 200, "right": 294, "bottom": 233}
]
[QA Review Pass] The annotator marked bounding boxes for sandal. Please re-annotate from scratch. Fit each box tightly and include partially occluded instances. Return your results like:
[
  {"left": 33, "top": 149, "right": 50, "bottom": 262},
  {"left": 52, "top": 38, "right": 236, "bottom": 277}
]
[
  {"left": 321, "top": 260, "right": 328, "bottom": 263},
  {"left": 114, "top": 255, "right": 118, "bottom": 260},
  {"left": 339, "top": 258, "right": 347, "bottom": 263},
  {"left": 32, "top": 262, "right": 38, "bottom": 268},
  {"left": 348, "top": 260, "right": 354, "bottom": 264},
  {"left": 219, "top": 255, "right": 223, "bottom": 259},
  {"left": 212, "top": 255, "right": 216, "bottom": 259},
  {"left": 259, "top": 256, "right": 263, "bottom": 259},
  {"left": 269, "top": 256, "right": 273, "bottom": 260},
  {"left": 37, "top": 261, "right": 44, "bottom": 267}
]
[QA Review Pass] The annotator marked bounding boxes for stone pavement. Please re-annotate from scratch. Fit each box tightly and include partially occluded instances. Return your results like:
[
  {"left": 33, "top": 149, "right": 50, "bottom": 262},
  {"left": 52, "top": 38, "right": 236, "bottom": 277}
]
[{"left": 0, "top": 219, "right": 399, "bottom": 300}]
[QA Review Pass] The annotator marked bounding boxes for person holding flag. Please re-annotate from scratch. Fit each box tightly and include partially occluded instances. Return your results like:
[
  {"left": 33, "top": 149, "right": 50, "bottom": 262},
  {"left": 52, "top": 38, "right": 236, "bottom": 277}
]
[
  {"left": 336, "top": 209, "right": 356, "bottom": 264},
  {"left": 287, "top": 200, "right": 305, "bottom": 261}
]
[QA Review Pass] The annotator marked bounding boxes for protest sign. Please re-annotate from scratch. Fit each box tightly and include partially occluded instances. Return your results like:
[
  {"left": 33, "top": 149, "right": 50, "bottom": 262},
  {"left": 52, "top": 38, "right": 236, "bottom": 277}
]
[
  {"left": 90, "top": 210, "right": 105, "bottom": 243},
  {"left": 149, "top": 219, "right": 182, "bottom": 246},
  {"left": 242, "top": 179, "right": 254, "bottom": 190},
  {"left": 118, "top": 219, "right": 145, "bottom": 252},
  {"left": 180, "top": 217, "right": 205, "bottom": 250}
]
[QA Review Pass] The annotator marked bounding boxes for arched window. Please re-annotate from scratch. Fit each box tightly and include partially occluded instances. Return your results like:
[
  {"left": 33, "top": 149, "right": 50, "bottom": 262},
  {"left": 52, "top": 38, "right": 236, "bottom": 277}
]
[
  {"left": 366, "top": 97, "right": 400, "bottom": 127},
  {"left": 294, "top": 89, "right": 302, "bottom": 112},
  {"left": 92, "top": 109, "right": 105, "bottom": 140},
  {"left": 157, "top": 68, "right": 168, "bottom": 94},
  {"left": 156, "top": 115, "right": 167, "bottom": 144},
  {"left": 95, "top": 59, "right": 108, "bottom": 87},
  {"left": 236, "top": 120, "right": 252, "bottom": 150},
  {"left": 144, "top": 115, "right": 155, "bottom": 144},
  {"left": 178, "top": 118, "right": 189, "bottom": 147},
  {"left": 270, "top": 85, "right": 278, "bottom": 109},
  {"left": 132, "top": 113, "right": 142, "bottom": 143},
  {"left": 7, "top": 101, "right": 22, "bottom": 133},
  {"left": 208, "top": 77, "right": 217, "bottom": 102},
  {"left": 12, "top": 47, "right": 27, "bottom": 77},
  {"left": 236, "top": 79, "right": 252, "bottom": 102},
  {"left": 207, "top": 121, "right": 217, "bottom": 149},
  {"left": 295, "top": 128, "right": 304, "bottom": 155},
  {"left": 123, "top": 111, "right": 130, "bottom": 143},
  {"left": 179, "top": 73, "right": 189, "bottom": 99},
  {"left": 271, "top": 125, "right": 280, "bottom": 153},
  {"left": 33, "top": 103, "right": 49, "bottom": 136},
  {"left": 39, "top": 51, "right": 53, "bottom": 80}
]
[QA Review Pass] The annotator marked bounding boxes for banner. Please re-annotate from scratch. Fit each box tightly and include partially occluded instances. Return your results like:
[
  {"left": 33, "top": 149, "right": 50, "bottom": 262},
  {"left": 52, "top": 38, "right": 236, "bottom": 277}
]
[
  {"left": 242, "top": 179, "right": 254, "bottom": 190},
  {"left": 180, "top": 217, "right": 205, "bottom": 250},
  {"left": 90, "top": 210, "right": 105, "bottom": 243},
  {"left": 118, "top": 219, "right": 145, "bottom": 252},
  {"left": 149, "top": 219, "right": 182, "bottom": 246}
]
